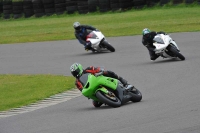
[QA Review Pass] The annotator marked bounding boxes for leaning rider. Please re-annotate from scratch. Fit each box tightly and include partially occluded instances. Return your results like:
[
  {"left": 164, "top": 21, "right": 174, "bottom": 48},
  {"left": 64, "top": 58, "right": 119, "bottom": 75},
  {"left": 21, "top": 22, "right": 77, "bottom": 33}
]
[
  {"left": 73, "top": 21, "right": 98, "bottom": 51},
  {"left": 142, "top": 28, "right": 166, "bottom": 61},
  {"left": 70, "top": 63, "right": 128, "bottom": 107}
]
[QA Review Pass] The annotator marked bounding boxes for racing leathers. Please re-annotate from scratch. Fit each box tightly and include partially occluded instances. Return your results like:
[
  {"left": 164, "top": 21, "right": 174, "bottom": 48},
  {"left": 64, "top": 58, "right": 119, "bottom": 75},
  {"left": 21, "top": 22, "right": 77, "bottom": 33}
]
[
  {"left": 74, "top": 66, "right": 128, "bottom": 107},
  {"left": 142, "top": 31, "right": 166, "bottom": 60},
  {"left": 74, "top": 25, "right": 98, "bottom": 50}
]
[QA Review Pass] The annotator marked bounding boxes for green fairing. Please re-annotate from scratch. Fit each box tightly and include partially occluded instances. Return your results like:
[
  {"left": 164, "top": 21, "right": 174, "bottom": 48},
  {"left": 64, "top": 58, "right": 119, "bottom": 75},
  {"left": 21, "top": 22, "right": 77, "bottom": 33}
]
[{"left": 81, "top": 74, "right": 118, "bottom": 101}]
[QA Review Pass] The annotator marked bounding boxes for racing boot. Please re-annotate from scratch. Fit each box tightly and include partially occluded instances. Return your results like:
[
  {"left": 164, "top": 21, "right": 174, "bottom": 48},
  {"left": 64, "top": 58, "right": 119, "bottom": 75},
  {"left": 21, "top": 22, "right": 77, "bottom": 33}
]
[
  {"left": 118, "top": 76, "right": 128, "bottom": 87},
  {"left": 92, "top": 100, "right": 103, "bottom": 108},
  {"left": 118, "top": 76, "right": 136, "bottom": 92}
]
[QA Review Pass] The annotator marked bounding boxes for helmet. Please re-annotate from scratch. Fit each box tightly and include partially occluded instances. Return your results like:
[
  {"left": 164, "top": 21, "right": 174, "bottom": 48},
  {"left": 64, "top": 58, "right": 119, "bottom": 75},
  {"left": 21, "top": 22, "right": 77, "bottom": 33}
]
[
  {"left": 73, "top": 22, "right": 81, "bottom": 30},
  {"left": 142, "top": 28, "right": 151, "bottom": 35},
  {"left": 70, "top": 63, "right": 83, "bottom": 78}
]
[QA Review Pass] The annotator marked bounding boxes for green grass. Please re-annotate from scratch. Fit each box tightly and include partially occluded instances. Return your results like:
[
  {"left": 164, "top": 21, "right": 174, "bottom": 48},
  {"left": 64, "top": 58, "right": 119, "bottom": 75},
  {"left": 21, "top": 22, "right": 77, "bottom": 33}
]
[
  {"left": 0, "top": 4, "right": 200, "bottom": 44},
  {"left": 0, "top": 75, "right": 75, "bottom": 111}
]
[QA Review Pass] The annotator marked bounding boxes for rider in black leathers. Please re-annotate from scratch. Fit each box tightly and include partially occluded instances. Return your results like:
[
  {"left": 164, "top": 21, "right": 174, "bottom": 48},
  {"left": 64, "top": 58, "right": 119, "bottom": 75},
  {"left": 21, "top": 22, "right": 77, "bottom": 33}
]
[
  {"left": 142, "top": 28, "right": 166, "bottom": 61},
  {"left": 73, "top": 22, "right": 98, "bottom": 51}
]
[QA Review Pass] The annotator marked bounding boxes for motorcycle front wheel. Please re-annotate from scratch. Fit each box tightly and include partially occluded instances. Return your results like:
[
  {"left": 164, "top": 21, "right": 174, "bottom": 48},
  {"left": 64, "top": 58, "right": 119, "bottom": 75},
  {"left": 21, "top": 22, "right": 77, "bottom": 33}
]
[
  {"left": 102, "top": 40, "right": 115, "bottom": 52},
  {"left": 169, "top": 46, "right": 185, "bottom": 60},
  {"left": 96, "top": 91, "right": 121, "bottom": 108}
]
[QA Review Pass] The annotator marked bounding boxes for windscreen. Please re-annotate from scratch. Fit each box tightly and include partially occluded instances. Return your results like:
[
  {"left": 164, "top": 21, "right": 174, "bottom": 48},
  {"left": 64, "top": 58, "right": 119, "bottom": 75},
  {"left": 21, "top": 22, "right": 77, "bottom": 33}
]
[
  {"left": 153, "top": 35, "right": 164, "bottom": 44},
  {"left": 86, "top": 32, "right": 97, "bottom": 39}
]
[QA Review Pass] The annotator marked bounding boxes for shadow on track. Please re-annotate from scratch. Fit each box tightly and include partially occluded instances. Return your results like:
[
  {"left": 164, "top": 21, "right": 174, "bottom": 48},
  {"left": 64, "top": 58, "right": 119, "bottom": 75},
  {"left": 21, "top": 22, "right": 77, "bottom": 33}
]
[
  {"left": 152, "top": 58, "right": 185, "bottom": 64},
  {"left": 72, "top": 51, "right": 113, "bottom": 57},
  {"left": 139, "top": 58, "right": 185, "bottom": 66},
  {"left": 75, "top": 101, "right": 143, "bottom": 112}
]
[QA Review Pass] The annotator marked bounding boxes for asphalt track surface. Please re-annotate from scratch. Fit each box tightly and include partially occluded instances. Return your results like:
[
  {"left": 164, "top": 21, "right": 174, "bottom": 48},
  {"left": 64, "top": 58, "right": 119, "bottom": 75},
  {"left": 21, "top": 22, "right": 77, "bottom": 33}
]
[{"left": 0, "top": 32, "right": 200, "bottom": 133}]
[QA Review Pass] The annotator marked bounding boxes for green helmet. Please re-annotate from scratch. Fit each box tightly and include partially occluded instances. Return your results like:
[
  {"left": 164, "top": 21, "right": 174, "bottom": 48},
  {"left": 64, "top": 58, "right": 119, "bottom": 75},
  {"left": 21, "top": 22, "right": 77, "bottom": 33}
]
[
  {"left": 70, "top": 63, "right": 83, "bottom": 78},
  {"left": 142, "top": 28, "right": 151, "bottom": 35}
]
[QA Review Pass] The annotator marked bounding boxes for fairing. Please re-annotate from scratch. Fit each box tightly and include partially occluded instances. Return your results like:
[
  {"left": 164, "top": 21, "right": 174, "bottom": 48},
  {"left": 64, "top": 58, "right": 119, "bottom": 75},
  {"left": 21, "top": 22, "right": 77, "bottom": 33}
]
[{"left": 80, "top": 73, "right": 118, "bottom": 101}]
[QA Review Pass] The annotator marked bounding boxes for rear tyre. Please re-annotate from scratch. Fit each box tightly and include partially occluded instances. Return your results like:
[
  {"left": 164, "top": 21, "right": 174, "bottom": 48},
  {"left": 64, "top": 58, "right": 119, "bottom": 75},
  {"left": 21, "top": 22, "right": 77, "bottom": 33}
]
[
  {"left": 96, "top": 91, "right": 121, "bottom": 108},
  {"left": 129, "top": 88, "right": 142, "bottom": 102},
  {"left": 169, "top": 46, "right": 185, "bottom": 60},
  {"left": 102, "top": 41, "right": 115, "bottom": 52}
]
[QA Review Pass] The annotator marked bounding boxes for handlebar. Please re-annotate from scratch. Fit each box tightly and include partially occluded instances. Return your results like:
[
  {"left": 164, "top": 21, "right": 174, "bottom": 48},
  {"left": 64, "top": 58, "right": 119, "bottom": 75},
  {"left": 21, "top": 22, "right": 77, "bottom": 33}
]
[{"left": 95, "top": 71, "right": 103, "bottom": 77}]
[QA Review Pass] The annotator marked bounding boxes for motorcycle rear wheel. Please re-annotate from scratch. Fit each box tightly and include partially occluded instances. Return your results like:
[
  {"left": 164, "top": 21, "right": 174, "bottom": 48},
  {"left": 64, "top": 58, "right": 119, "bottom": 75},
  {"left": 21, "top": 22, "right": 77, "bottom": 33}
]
[
  {"left": 128, "top": 88, "right": 142, "bottom": 102},
  {"left": 96, "top": 90, "right": 121, "bottom": 108}
]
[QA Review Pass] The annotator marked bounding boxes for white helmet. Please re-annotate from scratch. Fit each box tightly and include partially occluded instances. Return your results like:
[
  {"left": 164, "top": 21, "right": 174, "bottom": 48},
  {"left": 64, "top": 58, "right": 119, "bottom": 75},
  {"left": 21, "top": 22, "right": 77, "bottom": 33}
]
[{"left": 73, "top": 22, "right": 81, "bottom": 30}]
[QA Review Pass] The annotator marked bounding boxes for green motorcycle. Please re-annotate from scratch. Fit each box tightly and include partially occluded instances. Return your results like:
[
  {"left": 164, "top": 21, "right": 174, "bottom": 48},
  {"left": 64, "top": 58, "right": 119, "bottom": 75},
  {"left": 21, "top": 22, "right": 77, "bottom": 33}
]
[{"left": 79, "top": 72, "right": 142, "bottom": 108}]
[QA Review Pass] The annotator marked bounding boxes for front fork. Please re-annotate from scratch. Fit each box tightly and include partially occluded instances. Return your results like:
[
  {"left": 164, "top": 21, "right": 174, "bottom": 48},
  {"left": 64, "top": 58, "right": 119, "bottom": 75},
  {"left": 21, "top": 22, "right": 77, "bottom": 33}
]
[
  {"left": 99, "top": 38, "right": 109, "bottom": 48},
  {"left": 170, "top": 40, "right": 180, "bottom": 51}
]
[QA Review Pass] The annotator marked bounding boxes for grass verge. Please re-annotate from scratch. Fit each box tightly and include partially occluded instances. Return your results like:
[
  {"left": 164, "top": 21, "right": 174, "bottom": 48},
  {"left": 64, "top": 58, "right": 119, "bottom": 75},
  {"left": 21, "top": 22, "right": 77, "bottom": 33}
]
[
  {"left": 0, "top": 4, "right": 200, "bottom": 44},
  {"left": 0, "top": 74, "right": 75, "bottom": 111}
]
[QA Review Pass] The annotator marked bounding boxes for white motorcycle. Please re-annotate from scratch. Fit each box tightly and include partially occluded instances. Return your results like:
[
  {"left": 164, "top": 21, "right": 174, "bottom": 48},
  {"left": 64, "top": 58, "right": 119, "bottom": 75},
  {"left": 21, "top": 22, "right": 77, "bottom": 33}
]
[
  {"left": 86, "top": 31, "right": 115, "bottom": 52},
  {"left": 153, "top": 34, "right": 185, "bottom": 60}
]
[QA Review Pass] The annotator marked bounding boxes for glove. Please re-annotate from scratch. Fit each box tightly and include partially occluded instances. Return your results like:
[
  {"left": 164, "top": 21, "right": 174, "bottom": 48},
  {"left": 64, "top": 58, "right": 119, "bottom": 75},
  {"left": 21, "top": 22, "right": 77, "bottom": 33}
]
[
  {"left": 95, "top": 68, "right": 105, "bottom": 76},
  {"left": 84, "top": 42, "right": 91, "bottom": 50}
]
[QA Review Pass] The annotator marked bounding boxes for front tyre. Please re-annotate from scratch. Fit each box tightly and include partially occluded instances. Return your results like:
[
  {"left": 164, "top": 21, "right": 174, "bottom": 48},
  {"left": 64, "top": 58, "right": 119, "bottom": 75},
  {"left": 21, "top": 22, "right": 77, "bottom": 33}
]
[
  {"left": 169, "top": 46, "right": 185, "bottom": 60},
  {"left": 96, "top": 91, "right": 121, "bottom": 108},
  {"left": 102, "top": 41, "right": 115, "bottom": 52}
]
